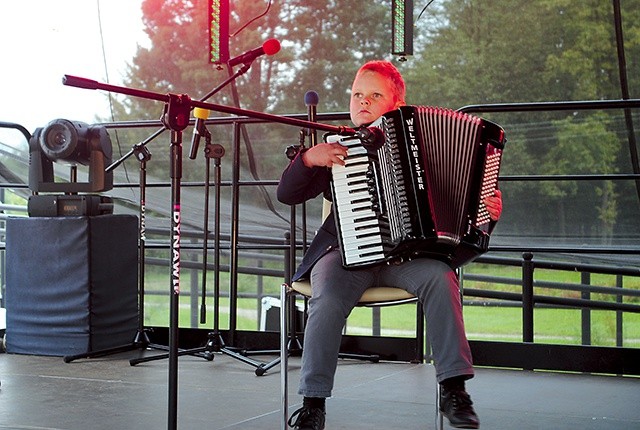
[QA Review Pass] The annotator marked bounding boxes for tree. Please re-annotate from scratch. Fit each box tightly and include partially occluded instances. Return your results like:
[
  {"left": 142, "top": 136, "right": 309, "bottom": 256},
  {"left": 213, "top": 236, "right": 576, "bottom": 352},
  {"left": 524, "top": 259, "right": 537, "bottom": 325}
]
[
  {"left": 268, "top": 0, "right": 392, "bottom": 113},
  {"left": 540, "top": 113, "right": 619, "bottom": 239},
  {"left": 400, "top": 0, "right": 640, "bottom": 242},
  {"left": 108, "top": 0, "right": 640, "bottom": 243},
  {"left": 107, "top": 0, "right": 404, "bottom": 180},
  {"left": 113, "top": 0, "right": 395, "bottom": 118}
]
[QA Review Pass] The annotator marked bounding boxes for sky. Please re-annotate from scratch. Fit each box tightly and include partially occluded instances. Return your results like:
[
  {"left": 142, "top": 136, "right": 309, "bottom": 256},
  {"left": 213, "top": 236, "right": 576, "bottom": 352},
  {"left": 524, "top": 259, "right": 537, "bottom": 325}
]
[{"left": 0, "top": 0, "right": 148, "bottom": 148}]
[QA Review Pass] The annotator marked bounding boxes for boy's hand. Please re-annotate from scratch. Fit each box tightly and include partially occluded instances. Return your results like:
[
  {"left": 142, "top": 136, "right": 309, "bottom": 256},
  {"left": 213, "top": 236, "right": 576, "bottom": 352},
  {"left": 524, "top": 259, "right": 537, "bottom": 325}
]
[
  {"left": 484, "top": 189, "right": 503, "bottom": 221},
  {"left": 302, "top": 143, "right": 349, "bottom": 168}
]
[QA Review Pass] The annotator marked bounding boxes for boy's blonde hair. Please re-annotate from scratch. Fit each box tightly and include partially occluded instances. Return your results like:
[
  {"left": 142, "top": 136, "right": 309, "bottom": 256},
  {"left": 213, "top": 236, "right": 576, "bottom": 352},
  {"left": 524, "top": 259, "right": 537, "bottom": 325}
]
[{"left": 356, "top": 60, "right": 406, "bottom": 103}]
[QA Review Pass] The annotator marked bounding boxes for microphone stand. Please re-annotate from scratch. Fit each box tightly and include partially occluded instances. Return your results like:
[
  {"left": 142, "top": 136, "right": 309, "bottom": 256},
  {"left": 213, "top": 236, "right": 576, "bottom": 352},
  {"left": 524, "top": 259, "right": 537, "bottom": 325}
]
[
  {"left": 65, "top": 62, "right": 251, "bottom": 369},
  {"left": 61, "top": 74, "right": 356, "bottom": 430},
  {"left": 249, "top": 95, "right": 319, "bottom": 375},
  {"left": 130, "top": 144, "right": 168, "bottom": 352},
  {"left": 62, "top": 75, "right": 356, "bottom": 137}
]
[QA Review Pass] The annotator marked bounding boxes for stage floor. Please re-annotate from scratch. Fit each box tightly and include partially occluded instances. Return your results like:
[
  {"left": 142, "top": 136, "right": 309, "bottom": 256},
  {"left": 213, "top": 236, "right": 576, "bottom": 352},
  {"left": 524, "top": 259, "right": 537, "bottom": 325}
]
[{"left": 1, "top": 348, "right": 639, "bottom": 429}]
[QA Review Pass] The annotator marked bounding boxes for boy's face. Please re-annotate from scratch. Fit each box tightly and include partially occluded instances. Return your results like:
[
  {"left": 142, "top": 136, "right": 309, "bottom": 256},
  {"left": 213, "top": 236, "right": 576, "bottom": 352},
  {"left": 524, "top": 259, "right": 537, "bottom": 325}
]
[{"left": 350, "top": 70, "right": 401, "bottom": 126}]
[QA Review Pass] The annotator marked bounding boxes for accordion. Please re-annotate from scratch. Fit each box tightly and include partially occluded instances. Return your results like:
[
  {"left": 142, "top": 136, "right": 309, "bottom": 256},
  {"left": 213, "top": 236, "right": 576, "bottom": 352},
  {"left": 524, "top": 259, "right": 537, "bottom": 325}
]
[{"left": 328, "top": 105, "right": 506, "bottom": 268}]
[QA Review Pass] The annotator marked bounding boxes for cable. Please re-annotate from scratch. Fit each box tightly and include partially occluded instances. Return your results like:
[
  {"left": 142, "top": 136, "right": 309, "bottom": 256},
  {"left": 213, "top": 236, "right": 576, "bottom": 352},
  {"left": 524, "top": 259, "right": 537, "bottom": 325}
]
[
  {"left": 231, "top": 0, "right": 272, "bottom": 37},
  {"left": 96, "top": 0, "right": 131, "bottom": 186},
  {"left": 416, "top": 0, "right": 436, "bottom": 24}
]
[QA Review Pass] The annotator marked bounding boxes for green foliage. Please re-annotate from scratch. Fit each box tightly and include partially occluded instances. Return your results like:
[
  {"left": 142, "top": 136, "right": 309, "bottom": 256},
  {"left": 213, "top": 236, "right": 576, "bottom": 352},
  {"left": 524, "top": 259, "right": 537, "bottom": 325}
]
[
  {"left": 404, "top": 0, "right": 563, "bottom": 107},
  {"left": 541, "top": 113, "right": 620, "bottom": 237},
  {"left": 271, "top": 0, "right": 392, "bottom": 113},
  {"left": 113, "top": 0, "right": 394, "bottom": 118},
  {"left": 110, "top": 0, "right": 640, "bottom": 244},
  {"left": 541, "top": 0, "right": 640, "bottom": 100}
]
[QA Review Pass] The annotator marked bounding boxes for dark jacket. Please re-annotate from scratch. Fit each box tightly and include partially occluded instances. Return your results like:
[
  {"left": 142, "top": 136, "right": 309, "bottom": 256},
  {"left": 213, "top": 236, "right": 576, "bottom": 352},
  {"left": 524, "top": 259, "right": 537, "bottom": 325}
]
[{"left": 276, "top": 151, "right": 337, "bottom": 281}]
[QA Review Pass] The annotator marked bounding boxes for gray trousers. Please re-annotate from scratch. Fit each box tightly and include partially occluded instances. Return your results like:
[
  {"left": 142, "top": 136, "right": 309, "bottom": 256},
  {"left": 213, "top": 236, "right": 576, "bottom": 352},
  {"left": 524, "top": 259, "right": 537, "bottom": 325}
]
[{"left": 298, "top": 249, "right": 474, "bottom": 398}]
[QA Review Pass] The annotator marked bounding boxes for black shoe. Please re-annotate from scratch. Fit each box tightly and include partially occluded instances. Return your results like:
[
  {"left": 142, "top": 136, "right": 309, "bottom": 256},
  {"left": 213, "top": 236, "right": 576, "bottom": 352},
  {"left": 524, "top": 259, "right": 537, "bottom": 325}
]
[
  {"left": 287, "top": 405, "right": 326, "bottom": 430},
  {"left": 440, "top": 386, "right": 480, "bottom": 429}
]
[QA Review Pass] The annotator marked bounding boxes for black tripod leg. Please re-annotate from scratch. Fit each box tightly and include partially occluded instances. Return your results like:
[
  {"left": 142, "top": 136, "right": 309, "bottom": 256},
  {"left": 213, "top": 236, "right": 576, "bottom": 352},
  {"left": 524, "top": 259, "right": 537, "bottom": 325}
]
[
  {"left": 63, "top": 326, "right": 171, "bottom": 363},
  {"left": 64, "top": 342, "right": 143, "bottom": 363},
  {"left": 129, "top": 346, "right": 213, "bottom": 366},
  {"left": 128, "top": 330, "right": 266, "bottom": 368},
  {"left": 130, "top": 330, "right": 229, "bottom": 366}
]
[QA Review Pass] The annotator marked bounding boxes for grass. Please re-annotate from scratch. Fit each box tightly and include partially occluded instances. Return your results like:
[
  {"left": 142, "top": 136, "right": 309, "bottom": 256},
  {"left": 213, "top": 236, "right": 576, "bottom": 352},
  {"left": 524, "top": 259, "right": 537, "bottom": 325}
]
[
  {"left": 140, "top": 261, "right": 640, "bottom": 348},
  {"left": 463, "top": 306, "right": 640, "bottom": 347}
]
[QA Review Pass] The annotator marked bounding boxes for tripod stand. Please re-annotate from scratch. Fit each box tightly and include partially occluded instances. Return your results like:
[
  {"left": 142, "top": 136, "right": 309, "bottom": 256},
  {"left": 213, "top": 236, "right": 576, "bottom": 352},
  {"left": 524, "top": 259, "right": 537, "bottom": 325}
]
[
  {"left": 129, "top": 124, "right": 264, "bottom": 369},
  {"left": 63, "top": 144, "right": 167, "bottom": 363}
]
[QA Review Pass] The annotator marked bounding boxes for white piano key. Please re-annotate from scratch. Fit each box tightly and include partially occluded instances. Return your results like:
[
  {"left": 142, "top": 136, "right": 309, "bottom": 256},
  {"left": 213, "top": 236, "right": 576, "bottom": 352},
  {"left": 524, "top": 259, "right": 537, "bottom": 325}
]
[
  {"left": 342, "top": 235, "right": 383, "bottom": 251},
  {"left": 344, "top": 250, "right": 385, "bottom": 264}
]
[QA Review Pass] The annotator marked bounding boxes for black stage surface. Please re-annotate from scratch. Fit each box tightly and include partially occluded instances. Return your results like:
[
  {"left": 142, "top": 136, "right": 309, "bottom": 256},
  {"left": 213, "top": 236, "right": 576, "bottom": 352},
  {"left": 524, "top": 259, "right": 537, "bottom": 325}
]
[{"left": 1, "top": 349, "right": 639, "bottom": 429}]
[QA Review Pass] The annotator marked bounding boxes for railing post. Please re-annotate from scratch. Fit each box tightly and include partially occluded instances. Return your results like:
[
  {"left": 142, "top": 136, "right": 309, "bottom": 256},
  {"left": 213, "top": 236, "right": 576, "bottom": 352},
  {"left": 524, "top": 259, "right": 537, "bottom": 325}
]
[
  {"left": 284, "top": 231, "right": 291, "bottom": 286},
  {"left": 371, "top": 308, "right": 381, "bottom": 336},
  {"left": 190, "top": 267, "right": 199, "bottom": 328},
  {"left": 581, "top": 272, "right": 591, "bottom": 345},
  {"left": 522, "top": 252, "right": 534, "bottom": 344},
  {"left": 190, "top": 240, "right": 200, "bottom": 328},
  {"left": 256, "top": 258, "right": 264, "bottom": 330},
  {"left": 616, "top": 274, "right": 623, "bottom": 347}
]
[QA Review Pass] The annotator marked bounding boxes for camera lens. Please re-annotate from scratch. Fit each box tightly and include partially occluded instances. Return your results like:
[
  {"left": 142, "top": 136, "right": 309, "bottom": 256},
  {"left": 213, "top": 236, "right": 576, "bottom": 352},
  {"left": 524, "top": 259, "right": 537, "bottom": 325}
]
[
  {"left": 45, "top": 124, "right": 71, "bottom": 148},
  {"left": 39, "top": 119, "right": 81, "bottom": 162}
]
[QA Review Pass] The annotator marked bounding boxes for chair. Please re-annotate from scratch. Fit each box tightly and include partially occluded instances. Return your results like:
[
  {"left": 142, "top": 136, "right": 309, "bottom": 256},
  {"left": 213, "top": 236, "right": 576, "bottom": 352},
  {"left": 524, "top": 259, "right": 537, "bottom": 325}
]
[
  {"left": 278, "top": 199, "right": 443, "bottom": 430},
  {"left": 286, "top": 280, "right": 424, "bottom": 362}
]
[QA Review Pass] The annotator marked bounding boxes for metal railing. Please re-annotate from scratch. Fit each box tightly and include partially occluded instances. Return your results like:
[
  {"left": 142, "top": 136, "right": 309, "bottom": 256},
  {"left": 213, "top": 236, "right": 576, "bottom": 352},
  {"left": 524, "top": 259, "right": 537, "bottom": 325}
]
[{"left": 1, "top": 100, "right": 640, "bottom": 374}]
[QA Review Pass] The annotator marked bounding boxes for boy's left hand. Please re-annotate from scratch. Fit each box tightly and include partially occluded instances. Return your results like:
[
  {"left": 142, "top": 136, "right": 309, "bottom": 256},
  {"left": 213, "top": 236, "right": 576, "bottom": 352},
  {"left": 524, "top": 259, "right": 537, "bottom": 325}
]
[{"left": 484, "top": 189, "right": 503, "bottom": 221}]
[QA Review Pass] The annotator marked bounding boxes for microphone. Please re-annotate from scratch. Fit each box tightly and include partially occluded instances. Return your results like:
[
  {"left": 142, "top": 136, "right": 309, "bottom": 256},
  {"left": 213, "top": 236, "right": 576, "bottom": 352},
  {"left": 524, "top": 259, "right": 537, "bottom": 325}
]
[
  {"left": 355, "top": 126, "right": 385, "bottom": 150},
  {"left": 304, "top": 90, "right": 319, "bottom": 147},
  {"left": 228, "top": 39, "right": 281, "bottom": 67},
  {"left": 189, "top": 107, "right": 209, "bottom": 160}
]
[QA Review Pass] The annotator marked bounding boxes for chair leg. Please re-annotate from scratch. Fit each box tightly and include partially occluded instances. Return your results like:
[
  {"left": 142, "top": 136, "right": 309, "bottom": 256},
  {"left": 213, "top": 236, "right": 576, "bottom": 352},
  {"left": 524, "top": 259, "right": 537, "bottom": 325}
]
[
  {"left": 436, "top": 381, "right": 444, "bottom": 430},
  {"left": 280, "top": 283, "right": 289, "bottom": 430}
]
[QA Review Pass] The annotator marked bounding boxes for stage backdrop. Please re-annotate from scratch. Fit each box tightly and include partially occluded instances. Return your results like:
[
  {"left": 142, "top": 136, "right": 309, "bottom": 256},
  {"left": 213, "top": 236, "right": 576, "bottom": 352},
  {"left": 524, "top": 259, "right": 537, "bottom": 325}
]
[{"left": 5, "top": 214, "right": 138, "bottom": 356}]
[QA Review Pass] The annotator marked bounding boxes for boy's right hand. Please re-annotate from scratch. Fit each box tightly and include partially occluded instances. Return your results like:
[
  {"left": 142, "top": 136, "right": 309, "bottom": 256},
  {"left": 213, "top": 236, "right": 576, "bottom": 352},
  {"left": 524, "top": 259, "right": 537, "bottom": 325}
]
[{"left": 302, "top": 142, "right": 349, "bottom": 168}]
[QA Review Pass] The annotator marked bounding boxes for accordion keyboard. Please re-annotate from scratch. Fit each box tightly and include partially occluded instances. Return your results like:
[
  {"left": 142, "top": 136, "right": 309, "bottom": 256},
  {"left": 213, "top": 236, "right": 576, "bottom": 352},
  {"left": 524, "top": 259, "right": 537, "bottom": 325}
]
[{"left": 329, "top": 136, "right": 387, "bottom": 266}]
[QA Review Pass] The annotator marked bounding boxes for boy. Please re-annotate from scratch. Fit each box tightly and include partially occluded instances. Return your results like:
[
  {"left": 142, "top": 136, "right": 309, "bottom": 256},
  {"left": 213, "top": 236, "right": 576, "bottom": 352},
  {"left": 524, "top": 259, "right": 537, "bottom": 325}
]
[{"left": 277, "top": 60, "right": 502, "bottom": 429}]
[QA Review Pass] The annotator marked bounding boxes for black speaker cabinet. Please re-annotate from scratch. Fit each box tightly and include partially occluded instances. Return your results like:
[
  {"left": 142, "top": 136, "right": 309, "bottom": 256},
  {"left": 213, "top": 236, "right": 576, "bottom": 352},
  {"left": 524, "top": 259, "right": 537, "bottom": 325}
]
[{"left": 5, "top": 215, "right": 139, "bottom": 356}]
